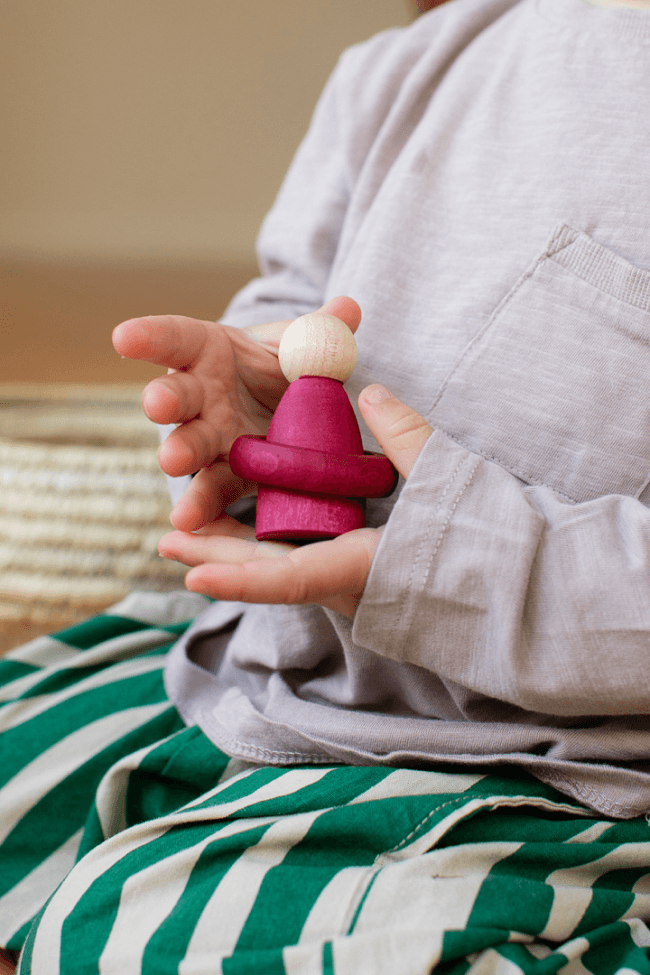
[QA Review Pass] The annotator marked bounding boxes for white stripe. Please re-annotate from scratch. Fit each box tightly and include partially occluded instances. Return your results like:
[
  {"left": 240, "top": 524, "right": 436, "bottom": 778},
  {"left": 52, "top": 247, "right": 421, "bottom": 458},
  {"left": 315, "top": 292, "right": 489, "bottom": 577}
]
[
  {"left": 461, "top": 948, "right": 525, "bottom": 975},
  {"left": 518, "top": 944, "right": 552, "bottom": 959},
  {"left": 4, "top": 635, "right": 81, "bottom": 667},
  {"left": 216, "top": 758, "right": 265, "bottom": 785},
  {"left": 0, "top": 656, "right": 166, "bottom": 732},
  {"left": 348, "top": 769, "right": 485, "bottom": 806},
  {"left": 282, "top": 943, "right": 327, "bottom": 975},
  {"left": 51, "top": 627, "right": 177, "bottom": 669},
  {"left": 180, "top": 812, "right": 319, "bottom": 975},
  {"left": 633, "top": 873, "right": 650, "bottom": 894},
  {"left": 299, "top": 867, "right": 371, "bottom": 947},
  {"left": 354, "top": 842, "right": 521, "bottom": 936},
  {"left": 623, "top": 891, "right": 650, "bottom": 926},
  {"left": 625, "top": 916, "right": 650, "bottom": 948},
  {"left": 0, "top": 628, "right": 172, "bottom": 703},
  {"left": 548, "top": 935, "right": 591, "bottom": 974},
  {"left": 180, "top": 766, "right": 333, "bottom": 819},
  {"left": 564, "top": 821, "right": 613, "bottom": 844},
  {"left": 94, "top": 729, "right": 187, "bottom": 842},
  {"left": 539, "top": 884, "right": 592, "bottom": 942},
  {"left": 107, "top": 590, "right": 210, "bottom": 627},
  {"left": 332, "top": 928, "right": 444, "bottom": 975},
  {"left": 0, "top": 829, "right": 83, "bottom": 943},
  {"left": 0, "top": 703, "right": 169, "bottom": 846}
]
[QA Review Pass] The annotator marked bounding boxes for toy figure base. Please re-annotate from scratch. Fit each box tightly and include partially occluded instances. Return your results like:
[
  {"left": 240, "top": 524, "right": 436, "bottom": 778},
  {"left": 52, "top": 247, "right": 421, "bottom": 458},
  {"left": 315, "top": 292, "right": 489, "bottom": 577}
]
[{"left": 255, "top": 486, "right": 365, "bottom": 542}]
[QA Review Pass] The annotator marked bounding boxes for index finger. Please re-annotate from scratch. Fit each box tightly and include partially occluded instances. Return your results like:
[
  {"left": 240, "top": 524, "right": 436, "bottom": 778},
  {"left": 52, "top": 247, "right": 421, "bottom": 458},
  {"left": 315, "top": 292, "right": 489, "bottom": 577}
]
[{"left": 112, "top": 315, "right": 211, "bottom": 370}]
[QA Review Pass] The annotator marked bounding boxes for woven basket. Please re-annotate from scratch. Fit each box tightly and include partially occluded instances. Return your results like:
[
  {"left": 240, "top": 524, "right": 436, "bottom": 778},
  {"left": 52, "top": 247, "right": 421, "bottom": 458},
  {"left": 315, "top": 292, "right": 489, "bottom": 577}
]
[{"left": 0, "top": 384, "right": 188, "bottom": 650}]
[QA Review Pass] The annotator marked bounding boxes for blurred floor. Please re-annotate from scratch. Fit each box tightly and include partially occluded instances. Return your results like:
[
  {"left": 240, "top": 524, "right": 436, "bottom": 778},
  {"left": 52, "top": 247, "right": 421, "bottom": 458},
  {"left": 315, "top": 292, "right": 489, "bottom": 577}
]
[{"left": 0, "top": 259, "right": 258, "bottom": 383}]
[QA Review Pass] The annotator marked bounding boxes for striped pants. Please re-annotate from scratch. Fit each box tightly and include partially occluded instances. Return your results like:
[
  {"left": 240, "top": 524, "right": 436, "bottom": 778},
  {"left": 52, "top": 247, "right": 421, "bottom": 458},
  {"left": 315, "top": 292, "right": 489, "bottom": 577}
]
[{"left": 1, "top": 593, "right": 650, "bottom": 975}]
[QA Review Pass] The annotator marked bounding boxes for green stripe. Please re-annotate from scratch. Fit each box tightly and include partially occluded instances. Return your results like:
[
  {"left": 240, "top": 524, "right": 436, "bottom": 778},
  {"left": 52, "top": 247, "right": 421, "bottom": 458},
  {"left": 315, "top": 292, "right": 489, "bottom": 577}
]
[
  {"left": 74, "top": 800, "right": 106, "bottom": 864},
  {"left": 0, "top": 659, "right": 39, "bottom": 688},
  {"left": 188, "top": 766, "right": 305, "bottom": 814},
  {"left": 347, "top": 868, "right": 381, "bottom": 935},
  {"left": 441, "top": 929, "right": 509, "bottom": 965},
  {"left": 53, "top": 614, "right": 193, "bottom": 650},
  {"left": 124, "top": 725, "right": 230, "bottom": 827},
  {"left": 19, "top": 650, "right": 169, "bottom": 701},
  {"left": 322, "top": 941, "right": 334, "bottom": 975},
  {"left": 467, "top": 850, "right": 564, "bottom": 937},
  {"left": 433, "top": 956, "right": 473, "bottom": 975},
  {"left": 0, "top": 666, "right": 168, "bottom": 788},
  {"left": 12, "top": 895, "right": 48, "bottom": 974},
  {"left": 53, "top": 615, "right": 154, "bottom": 650},
  {"left": 436, "top": 808, "right": 588, "bottom": 848},
  {"left": 222, "top": 948, "right": 286, "bottom": 975},
  {"left": 575, "top": 867, "right": 648, "bottom": 939},
  {"left": 581, "top": 920, "right": 649, "bottom": 975},
  {"left": 597, "top": 819, "right": 650, "bottom": 845},
  {"left": 194, "top": 766, "right": 392, "bottom": 823}
]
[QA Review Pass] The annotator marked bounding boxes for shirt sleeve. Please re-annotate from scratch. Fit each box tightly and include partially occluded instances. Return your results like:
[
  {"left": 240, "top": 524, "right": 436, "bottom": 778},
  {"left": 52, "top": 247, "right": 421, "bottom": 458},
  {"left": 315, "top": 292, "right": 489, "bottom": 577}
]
[{"left": 352, "top": 427, "right": 650, "bottom": 719}]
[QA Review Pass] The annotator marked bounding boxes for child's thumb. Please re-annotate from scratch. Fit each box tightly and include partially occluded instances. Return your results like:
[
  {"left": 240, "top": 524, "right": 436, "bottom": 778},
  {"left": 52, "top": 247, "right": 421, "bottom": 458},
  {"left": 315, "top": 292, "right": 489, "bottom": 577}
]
[{"left": 359, "top": 385, "right": 433, "bottom": 480}]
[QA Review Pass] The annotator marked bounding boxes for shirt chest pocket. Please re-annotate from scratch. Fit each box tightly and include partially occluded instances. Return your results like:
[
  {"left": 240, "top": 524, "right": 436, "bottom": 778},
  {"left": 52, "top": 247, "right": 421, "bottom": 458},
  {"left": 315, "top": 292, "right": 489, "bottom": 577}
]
[{"left": 429, "top": 224, "right": 650, "bottom": 504}]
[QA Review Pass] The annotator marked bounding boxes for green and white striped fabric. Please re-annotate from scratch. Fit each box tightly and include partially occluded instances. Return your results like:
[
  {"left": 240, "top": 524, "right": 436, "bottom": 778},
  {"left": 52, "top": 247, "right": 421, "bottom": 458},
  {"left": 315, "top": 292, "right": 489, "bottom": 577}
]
[{"left": 1, "top": 592, "right": 650, "bottom": 975}]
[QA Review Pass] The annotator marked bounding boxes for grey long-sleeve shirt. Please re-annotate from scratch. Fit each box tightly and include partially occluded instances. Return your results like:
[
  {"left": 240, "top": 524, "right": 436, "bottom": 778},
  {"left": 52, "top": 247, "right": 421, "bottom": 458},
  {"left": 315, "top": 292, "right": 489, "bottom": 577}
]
[{"left": 164, "top": 0, "right": 650, "bottom": 818}]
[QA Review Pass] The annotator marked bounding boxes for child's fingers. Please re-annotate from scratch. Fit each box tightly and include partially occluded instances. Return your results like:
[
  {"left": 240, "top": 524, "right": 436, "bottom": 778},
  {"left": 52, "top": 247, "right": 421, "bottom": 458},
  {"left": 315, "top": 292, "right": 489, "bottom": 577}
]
[
  {"left": 112, "top": 315, "right": 210, "bottom": 369},
  {"left": 161, "top": 527, "right": 378, "bottom": 607},
  {"left": 142, "top": 371, "right": 205, "bottom": 426},
  {"left": 169, "top": 468, "right": 258, "bottom": 532},
  {"left": 243, "top": 296, "right": 362, "bottom": 352},
  {"left": 157, "top": 415, "right": 233, "bottom": 478},
  {"left": 159, "top": 519, "right": 294, "bottom": 567}
]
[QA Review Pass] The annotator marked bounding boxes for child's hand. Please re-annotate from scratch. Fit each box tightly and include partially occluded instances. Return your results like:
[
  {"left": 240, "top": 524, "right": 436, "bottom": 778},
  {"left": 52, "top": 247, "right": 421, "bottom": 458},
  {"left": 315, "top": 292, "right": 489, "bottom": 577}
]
[
  {"left": 158, "top": 386, "right": 433, "bottom": 620},
  {"left": 112, "top": 296, "right": 361, "bottom": 532}
]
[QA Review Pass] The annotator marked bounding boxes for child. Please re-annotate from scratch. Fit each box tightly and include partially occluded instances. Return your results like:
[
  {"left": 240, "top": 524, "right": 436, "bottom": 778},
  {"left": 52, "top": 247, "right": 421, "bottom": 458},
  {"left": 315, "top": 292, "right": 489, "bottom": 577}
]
[{"left": 3, "top": 1, "right": 650, "bottom": 971}]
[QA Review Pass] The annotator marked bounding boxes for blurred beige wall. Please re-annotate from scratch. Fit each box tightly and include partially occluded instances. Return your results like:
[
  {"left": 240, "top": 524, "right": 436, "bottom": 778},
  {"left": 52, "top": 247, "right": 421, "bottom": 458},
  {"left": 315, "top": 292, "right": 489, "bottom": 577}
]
[{"left": 1, "top": 1, "right": 413, "bottom": 266}]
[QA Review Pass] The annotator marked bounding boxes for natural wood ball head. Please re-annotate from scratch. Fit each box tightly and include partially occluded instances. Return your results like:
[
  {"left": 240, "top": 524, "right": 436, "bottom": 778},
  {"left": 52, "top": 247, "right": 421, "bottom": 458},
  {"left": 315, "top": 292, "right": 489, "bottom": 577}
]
[{"left": 278, "top": 313, "right": 358, "bottom": 383}]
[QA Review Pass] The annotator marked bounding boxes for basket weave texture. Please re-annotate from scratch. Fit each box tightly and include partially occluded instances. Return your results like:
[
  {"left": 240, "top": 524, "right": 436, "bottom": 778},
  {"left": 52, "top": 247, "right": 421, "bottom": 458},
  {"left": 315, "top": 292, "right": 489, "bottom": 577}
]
[{"left": 0, "top": 384, "right": 187, "bottom": 651}]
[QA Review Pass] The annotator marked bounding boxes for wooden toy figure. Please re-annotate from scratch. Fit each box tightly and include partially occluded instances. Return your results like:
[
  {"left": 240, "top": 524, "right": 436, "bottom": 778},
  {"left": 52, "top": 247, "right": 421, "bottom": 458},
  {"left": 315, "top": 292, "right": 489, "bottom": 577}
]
[{"left": 229, "top": 313, "right": 398, "bottom": 542}]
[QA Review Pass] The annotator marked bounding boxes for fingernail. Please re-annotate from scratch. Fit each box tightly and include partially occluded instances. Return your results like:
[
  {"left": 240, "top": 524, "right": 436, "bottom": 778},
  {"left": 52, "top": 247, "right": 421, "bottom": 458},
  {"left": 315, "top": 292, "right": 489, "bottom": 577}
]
[{"left": 364, "top": 384, "right": 391, "bottom": 404}]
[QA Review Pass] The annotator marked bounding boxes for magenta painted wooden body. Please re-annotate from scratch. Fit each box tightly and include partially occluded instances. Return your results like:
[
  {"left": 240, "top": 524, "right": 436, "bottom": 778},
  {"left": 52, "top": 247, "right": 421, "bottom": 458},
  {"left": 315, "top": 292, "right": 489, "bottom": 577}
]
[{"left": 229, "top": 376, "right": 397, "bottom": 541}]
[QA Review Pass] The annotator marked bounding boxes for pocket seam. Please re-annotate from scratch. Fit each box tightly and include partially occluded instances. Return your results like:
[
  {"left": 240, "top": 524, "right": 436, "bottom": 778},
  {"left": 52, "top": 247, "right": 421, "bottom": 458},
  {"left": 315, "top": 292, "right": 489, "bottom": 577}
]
[
  {"left": 432, "top": 428, "right": 578, "bottom": 504},
  {"left": 550, "top": 230, "right": 650, "bottom": 314},
  {"left": 429, "top": 226, "right": 572, "bottom": 415}
]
